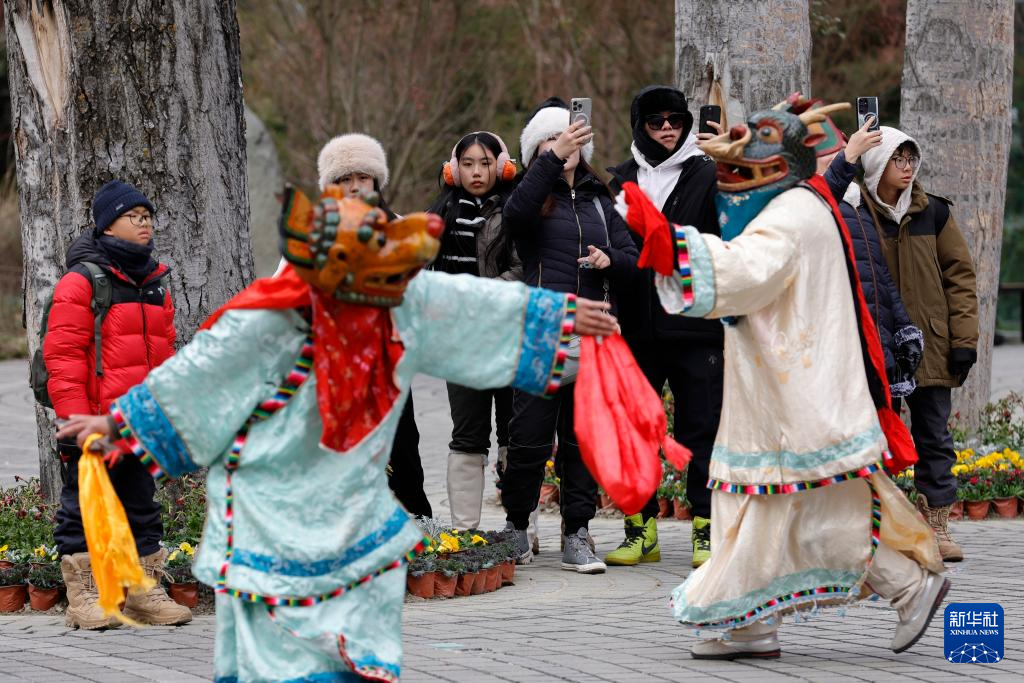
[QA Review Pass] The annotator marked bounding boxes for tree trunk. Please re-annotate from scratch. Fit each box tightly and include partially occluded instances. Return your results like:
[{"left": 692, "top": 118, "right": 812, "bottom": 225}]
[
  {"left": 4, "top": 0, "right": 252, "bottom": 502},
  {"left": 901, "top": 0, "right": 1014, "bottom": 430},
  {"left": 675, "top": 0, "right": 811, "bottom": 130}
]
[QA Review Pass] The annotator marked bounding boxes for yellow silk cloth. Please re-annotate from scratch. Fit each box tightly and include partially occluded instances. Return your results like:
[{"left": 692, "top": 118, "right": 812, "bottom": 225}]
[{"left": 79, "top": 434, "right": 155, "bottom": 623}]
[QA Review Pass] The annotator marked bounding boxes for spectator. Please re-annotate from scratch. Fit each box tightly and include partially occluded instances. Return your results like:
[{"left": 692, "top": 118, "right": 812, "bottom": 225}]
[
  {"left": 316, "top": 133, "right": 433, "bottom": 518},
  {"left": 45, "top": 180, "right": 191, "bottom": 629},
  {"left": 501, "top": 98, "right": 638, "bottom": 573},
  {"left": 849, "top": 127, "right": 978, "bottom": 562},
  {"left": 606, "top": 86, "right": 722, "bottom": 568},
  {"left": 821, "top": 116, "right": 925, "bottom": 401},
  {"left": 427, "top": 131, "right": 521, "bottom": 531}
]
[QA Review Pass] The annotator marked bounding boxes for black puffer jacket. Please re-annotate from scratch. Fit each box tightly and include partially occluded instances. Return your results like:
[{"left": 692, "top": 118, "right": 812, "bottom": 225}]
[
  {"left": 607, "top": 154, "right": 722, "bottom": 344},
  {"left": 503, "top": 150, "right": 638, "bottom": 310},
  {"left": 824, "top": 152, "right": 917, "bottom": 378}
]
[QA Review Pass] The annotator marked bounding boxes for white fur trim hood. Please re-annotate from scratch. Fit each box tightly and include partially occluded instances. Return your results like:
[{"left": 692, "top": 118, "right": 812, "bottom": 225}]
[
  {"left": 519, "top": 106, "right": 594, "bottom": 167},
  {"left": 317, "top": 133, "right": 389, "bottom": 191}
]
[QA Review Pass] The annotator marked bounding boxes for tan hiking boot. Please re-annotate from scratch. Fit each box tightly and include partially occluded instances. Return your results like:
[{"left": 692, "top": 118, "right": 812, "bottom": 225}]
[
  {"left": 916, "top": 494, "right": 964, "bottom": 562},
  {"left": 123, "top": 548, "right": 193, "bottom": 626},
  {"left": 61, "top": 553, "right": 121, "bottom": 630}
]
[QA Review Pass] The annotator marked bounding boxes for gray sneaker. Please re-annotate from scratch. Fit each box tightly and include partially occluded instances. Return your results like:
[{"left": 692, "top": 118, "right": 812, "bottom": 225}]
[
  {"left": 504, "top": 522, "right": 533, "bottom": 564},
  {"left": 561, "top": 528, "right": 606, "bottom": 574}
]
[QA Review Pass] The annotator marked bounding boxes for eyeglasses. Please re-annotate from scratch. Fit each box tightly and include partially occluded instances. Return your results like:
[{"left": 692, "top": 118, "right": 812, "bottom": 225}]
[
  {"left": 124, "top": 213, "right": 154, "bottom": 227},
  {"left": 644, "top": 113, "right": 688, "bottom": 130},
  {"left": 890, "top": 155, "right": 919, "bottom": 170}
]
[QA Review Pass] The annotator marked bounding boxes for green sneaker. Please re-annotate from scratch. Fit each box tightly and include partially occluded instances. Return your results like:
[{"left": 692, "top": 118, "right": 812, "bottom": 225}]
[
  {"left": 692, "top": 516, "right": 711, "bottom": 568},
  {"left": 604, "top": 514, "right": 660, "bottom": 566}
]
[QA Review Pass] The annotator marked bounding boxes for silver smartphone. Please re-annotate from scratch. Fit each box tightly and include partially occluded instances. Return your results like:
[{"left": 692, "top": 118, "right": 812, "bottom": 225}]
[
  {"left": 857, "top": 96, "right": 879, "bottom": 131},
  {"left": 570, "top": 97, "right": 592, "bottom": 128}
]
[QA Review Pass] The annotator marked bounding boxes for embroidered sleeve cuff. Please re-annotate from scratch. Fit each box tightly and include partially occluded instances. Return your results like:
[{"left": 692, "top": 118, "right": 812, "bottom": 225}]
[
  {"left": 512, "top": 289, "right": 576, "bottom": 396},
  {"left": 655, "top": 225, "right": 715, "bottom": 317},
  {"left": 110, "top": 382, "right": 197, "bottom": 481}
]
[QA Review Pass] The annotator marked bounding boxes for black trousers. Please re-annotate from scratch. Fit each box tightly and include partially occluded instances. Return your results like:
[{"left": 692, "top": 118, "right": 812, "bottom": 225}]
[
  {"left": 387, "top": 394, "right": 433, "bottom": 518},
  {"left": 446, "top": 383, "right": 512, "bottom": 454},
  {"left": 630, "top": 339, "right": 724, "bottom": 521},
  {"left": 55, "top": 444, "right": 163, "bottom": 557},
  {"left": 897, "top": 386, "right": 957, "bottom": 507},
  {"left": 501, "top": 385, "right": 596, "bottom": 535}
]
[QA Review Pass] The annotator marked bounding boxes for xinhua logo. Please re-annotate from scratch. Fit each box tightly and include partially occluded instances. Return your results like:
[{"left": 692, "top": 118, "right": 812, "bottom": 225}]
[{"left": 944, "top": 603, "right": 1003, "bottom": 663}]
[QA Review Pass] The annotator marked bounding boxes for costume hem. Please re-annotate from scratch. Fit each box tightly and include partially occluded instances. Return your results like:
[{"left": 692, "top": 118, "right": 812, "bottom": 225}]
[{"left": 707, "top": 460, "right": 884, "bottom": 495}]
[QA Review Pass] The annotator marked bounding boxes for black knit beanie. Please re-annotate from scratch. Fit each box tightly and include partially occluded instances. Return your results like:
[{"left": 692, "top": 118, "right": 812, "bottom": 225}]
[{"left": 631, "top": 86, "right": 693, "bottom": 166}]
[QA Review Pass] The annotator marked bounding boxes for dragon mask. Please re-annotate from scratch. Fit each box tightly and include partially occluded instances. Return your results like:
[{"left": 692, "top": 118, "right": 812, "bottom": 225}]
[{"left": 279, "top": 184, "right": 444, "bottom": 306}]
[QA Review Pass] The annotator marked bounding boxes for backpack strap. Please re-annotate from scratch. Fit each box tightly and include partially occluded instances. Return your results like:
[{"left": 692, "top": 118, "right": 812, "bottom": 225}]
[
  {"left": 80, "top": 262, "right": 112, "bottom": 376},
  {"left": 591, "top": 197, "right": 611, "bottom": 303}
]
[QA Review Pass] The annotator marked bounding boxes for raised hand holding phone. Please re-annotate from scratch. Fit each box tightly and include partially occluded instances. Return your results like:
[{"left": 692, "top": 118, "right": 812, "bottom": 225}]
[
  {"left": 552, "top": 120, "right": 593, "bottom": 160},
  {"left": 844, "top": 116, "right": 883, "bottom": 164}
]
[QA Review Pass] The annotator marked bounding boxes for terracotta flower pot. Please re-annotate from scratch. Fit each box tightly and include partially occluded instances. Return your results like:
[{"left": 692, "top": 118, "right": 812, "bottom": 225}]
[
  {"left": 500, "top": 561, "right": 515, "bottom": 586},
  {"left": 406, "top": 572, "right": 435, "bottom": 599},
  {"left": 0, "top": 560, "right": 14, "bottom": 569},
  {"left": 470, "top": 570, "right": 486, "bottom": 595},
  {"left": 168, "top": 582, "right": 200, "bottom": 608},
  {"left": 949, "top": 500, "right": 964, "bottom": 521},
  {"left": 599, "top": 494, "right": 613, "bottom": 509},
  {"left": 28, "top": 584, "right": 62, "bottom": 611},
  {"left": 0, "top": 584, "right": 27, "bottom": 612},
  {"left": 539, "top": 483, "right": 559, "bottom": 505},
  {"left": 673, "top": 499, "right": 692, "bottom": 520},
  {"left": 657, "top": 498, "right": 671, "bottom": 519},
  {"left": 484, "top": 566, "right": 501, "bottom": 592},
  {"left": 965, "top": 500, "right": 991, "bottom": 521},
  {"left": 455, "top": 572, "right": 476, "bottom": 597},
  {"left": 992, "top": 497, "right": 1018, "bottom": 519},
  {"left": 433, "top": 573, "right": 457, "bottom": 599}
]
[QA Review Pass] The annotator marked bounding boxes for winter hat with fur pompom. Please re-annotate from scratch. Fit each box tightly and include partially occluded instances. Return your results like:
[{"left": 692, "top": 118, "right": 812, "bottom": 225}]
[
  {"left": 519, "top": 97, "right": 594, "bottom": 167},
  {"left": 317, "top": 133, "right": 389, "bottom": 191}
]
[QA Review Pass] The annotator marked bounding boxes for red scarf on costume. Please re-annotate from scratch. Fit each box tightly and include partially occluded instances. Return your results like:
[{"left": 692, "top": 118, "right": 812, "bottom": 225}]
[
  {"left": 200, "top": 266, "right": 403, "bottom": 452},
  {"left": 804, "top": 175, "right": 917, "bottom": 474}
]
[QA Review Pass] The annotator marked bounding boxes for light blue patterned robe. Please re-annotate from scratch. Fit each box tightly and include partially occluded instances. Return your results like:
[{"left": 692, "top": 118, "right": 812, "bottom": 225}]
[{"left": 110, "top": 272, "right": 573, "bottom": 683}]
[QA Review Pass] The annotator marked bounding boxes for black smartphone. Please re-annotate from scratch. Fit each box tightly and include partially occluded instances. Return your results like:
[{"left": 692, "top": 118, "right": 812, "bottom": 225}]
[
  {"left": 857, "top": 97, "right": 879, "bottom": 131},
  {"left": 699, "top": 105, "right": 722, "bottom": 134}
]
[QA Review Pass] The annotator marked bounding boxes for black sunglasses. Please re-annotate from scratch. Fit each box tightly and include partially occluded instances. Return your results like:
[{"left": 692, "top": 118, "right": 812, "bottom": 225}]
[{"left": 644, "top": 113, "right": 688, "bottom": 130}]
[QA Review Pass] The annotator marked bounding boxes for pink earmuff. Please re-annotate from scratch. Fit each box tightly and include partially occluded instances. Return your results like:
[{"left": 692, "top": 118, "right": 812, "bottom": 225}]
[{"left": 443, "top": 131, "right": 517, "bottom": 187}]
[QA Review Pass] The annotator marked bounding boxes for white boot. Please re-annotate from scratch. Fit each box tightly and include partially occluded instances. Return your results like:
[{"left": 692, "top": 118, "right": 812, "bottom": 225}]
[
  {"left": 865, "top": 543, "right": 950, "bottom": 653},
  {"left": 447, "top": 451, "right": 486, "bottom": 530},
  {"left": 691, "top": 620, "right": 780, "bottom": 660}
]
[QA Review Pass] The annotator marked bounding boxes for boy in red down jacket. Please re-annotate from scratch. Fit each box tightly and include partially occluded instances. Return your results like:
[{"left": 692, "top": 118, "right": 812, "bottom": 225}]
[{"left": 44, "top": 180, "right": 190, "bottom": 629}]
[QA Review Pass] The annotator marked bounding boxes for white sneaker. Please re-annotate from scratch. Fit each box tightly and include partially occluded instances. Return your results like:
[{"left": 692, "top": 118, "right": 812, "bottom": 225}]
[{"left": 560, "top": 528, "right": 606, "bottom": 574}]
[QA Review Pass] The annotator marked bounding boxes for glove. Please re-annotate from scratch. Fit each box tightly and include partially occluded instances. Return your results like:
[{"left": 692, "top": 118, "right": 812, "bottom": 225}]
[
  {"left": 615, "top": 182, "right": 674, "bottom": 276},
  {"left": 948, "top": 347, "right": 977, "bottom": 378},
  {"left": 893, "top": 326, "right": 923, "bottom": 375}
]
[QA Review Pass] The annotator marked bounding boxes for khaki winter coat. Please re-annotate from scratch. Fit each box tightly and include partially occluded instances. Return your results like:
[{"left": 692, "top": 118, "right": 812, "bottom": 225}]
[{"left": 859, "top": 184, "right": 978, "bottom": 387}]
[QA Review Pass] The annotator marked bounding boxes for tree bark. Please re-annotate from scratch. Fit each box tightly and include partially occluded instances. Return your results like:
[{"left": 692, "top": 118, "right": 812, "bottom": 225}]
[
  {"left": 4, "top": 1, "right": 252, "bottom": 501},
  {"left": 675, "top": 0, "right": 811, "bottom": 130},
  {"left": 901, "top": 0, "right": 1014, "bottom": 430}
]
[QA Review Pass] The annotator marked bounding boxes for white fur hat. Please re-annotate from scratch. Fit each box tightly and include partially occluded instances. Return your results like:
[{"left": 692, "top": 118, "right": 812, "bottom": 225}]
[
  {"left": 317, "top": 133, "right": 389, "bottom": 191},
  {"left": 519, "top": 105, "right": 594, "bottom": 167}
]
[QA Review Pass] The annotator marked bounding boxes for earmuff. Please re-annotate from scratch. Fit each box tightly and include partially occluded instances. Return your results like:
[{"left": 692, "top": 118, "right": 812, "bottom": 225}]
[{"left": 443, "top": 131, "right": 517, "bottom": 187}]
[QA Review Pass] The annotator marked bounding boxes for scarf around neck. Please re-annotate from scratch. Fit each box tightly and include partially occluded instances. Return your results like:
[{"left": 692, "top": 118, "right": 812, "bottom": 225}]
[
  {"left": 714, "top": 186, "right": 786, "bottom": 242},
  {"left": 97, "top": 235, "right": 157, "bottom": 283}
]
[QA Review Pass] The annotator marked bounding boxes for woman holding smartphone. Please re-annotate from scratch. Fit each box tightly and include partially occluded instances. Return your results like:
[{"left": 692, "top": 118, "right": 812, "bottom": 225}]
[{"left": 500, "top": 97, "right": 638, "bottom": 574}]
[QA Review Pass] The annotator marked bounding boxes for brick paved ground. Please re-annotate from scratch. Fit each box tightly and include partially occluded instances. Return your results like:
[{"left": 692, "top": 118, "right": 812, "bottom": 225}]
[{"left": 2, "top": 359, "right": 1023, "bottom": 682}]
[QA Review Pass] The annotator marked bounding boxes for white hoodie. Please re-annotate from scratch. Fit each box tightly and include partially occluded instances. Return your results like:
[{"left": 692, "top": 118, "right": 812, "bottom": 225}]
[
  {"left": 633, "top": 132, "right": 704, "bottom": 212},
  {"left": 844, "top": 126, "right": 922, "bottom": 224}
]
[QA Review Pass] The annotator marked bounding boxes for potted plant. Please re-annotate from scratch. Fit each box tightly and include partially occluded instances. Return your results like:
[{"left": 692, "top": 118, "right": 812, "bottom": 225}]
[
  {"left": 656, "top": 480, "right": 673, "bottom": 519},
  {"left": 0, "top": 544, "right": 19, "bottom": 570},
  {"left": 0, "top": 564, "right": 27, "bottom": 612},
  {"left": 406, "top": 553, "right": 435, "bottom": 599},
  {"left": 27, "top": 563, "right": 64, "bottom": 611},
  {"left": 991, "top": 468, "right": 1020, "bottom": 519},
  {"left": 962, "top": 475, "right": 993, "bottom": 520},
  {"left": 432, "top": 557, "right": 459, "bottom": 599},
  {"left": 165, "top": 541, "right": 200, "bottom": 608},
  {"left": 539, "top": 457, "right": 559, "bottom": 506},
  {"left": 673, "top": 483, "right": 691, "bottom": 520}
]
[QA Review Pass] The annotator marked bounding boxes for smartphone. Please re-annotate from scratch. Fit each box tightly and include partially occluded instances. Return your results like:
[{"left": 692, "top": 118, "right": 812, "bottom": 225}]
[
  {"left": 698, "top": 105, "right": 722, "bottom": 134},
  {"left": 570, "top": 97, "right": 592, "bottom": 129},
  {"left": 857, "top": 97, "right": 879, "bottom": 131}
]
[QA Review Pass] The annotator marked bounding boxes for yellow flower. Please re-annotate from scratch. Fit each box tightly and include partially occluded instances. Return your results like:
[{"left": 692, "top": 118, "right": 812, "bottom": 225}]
[
  {"left": 0, "top": 545, "right": 8, "bottom": 554},
  {"left": 50, "top": 553, "right": 58, "bottom": 561},
  {"left": 470, "top": 534, "right": 488, "bottom": 546},
  {"left": 545, "top": 459, "right": 555, "bottom": 469},
  {"left": 179, "top": 542, "right": 195, "bottom": 556},
  {"left": 33, "top": 545, "right": 46, "bottom": 558},
  {"left": 438, "top": 532, "right": 460, "bottom": 553},
  {"left": 168, "top": 549, "right": 180, "bottom": 562}
]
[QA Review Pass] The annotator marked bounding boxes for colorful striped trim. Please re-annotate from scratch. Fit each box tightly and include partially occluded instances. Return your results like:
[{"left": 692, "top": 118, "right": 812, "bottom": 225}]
[
  {"left": 545, "top": 294, "right": 577, "bottom": 396},
  {"left": 110, "top": 405, "right": 168, "bottom": 484},
  {"left": 707, "top": 460, "right": 884, "bottom": 495},
  {"left": 215, "top": 539, "right": 428, "bottom": 608},
  {"left": 674, "top": 224, "right": 695, "bottom": 310},
  {"left": 684, "top": 477, "right": 883, "bottom": 630}
]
